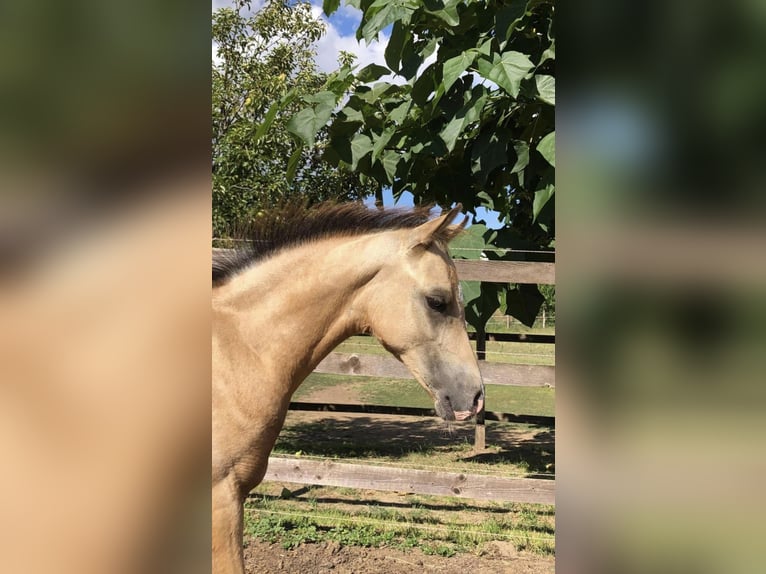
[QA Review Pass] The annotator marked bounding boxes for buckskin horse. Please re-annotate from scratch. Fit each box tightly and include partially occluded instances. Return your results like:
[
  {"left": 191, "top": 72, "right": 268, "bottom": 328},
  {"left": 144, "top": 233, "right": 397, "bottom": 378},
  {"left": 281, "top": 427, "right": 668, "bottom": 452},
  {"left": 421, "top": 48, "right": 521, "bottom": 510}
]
[{"left": 211, "top": 203, "right": 484, "bottom": 573}]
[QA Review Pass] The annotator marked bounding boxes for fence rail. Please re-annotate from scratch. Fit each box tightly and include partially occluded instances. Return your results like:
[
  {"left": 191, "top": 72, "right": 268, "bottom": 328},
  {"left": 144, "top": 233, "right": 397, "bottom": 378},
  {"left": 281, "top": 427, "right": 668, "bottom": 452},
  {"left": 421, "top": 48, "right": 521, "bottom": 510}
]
[
  {"left": 453, "top": 259, "right": 555, "bottom": 284},
  {"left": 315, "top": 351, "right": 555, "bottom": 388},
  {"left": 264, "top": 456, "right": 555, "bottom": 505}
]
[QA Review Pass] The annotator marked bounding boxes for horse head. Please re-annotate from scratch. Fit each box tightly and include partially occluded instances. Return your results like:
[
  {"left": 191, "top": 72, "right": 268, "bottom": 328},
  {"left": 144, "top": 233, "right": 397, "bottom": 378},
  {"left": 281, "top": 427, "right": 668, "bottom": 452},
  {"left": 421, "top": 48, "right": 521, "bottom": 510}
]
[{"left": 364, "top": 206, "right": 484, "bottom": 421}]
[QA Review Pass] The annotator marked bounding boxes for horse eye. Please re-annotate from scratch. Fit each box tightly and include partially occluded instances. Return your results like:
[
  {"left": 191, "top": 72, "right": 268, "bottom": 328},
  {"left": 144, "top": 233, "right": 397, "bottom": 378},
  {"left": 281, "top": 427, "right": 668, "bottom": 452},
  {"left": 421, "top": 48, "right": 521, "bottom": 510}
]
[{"left": 426, "top": 296, "right": 448, "bottom": 313}]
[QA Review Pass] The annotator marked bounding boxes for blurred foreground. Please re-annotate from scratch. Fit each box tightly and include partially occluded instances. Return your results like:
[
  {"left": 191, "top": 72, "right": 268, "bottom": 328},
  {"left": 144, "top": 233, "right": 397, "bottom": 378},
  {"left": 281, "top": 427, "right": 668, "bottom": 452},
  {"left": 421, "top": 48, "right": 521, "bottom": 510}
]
[
  {"left": 0, "top": 1, "right": 211, "bottom": 573},
  {"left": 559, "top": 1, "right": 766, "bottom": 572}
]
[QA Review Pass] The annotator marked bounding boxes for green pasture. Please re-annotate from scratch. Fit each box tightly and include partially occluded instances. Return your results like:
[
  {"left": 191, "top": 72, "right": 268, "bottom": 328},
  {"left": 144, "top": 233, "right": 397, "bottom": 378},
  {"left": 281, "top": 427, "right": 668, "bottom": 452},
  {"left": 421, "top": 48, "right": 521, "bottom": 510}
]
[
  {"left": 293, "top": 373, "right": 555, "bottom": 418},
  {"left": 335, "top": 334, "right": 555, "bottom": 367}
]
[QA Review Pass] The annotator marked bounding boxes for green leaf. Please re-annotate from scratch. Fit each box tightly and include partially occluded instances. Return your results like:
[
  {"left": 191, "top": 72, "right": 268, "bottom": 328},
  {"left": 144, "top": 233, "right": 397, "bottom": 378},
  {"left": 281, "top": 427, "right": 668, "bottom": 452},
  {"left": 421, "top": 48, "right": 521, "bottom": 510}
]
[
  {"left": 535, "top": 75, "right": 555, "bottom": 105},
  {"left": 504, "top": 285, "right": 545, "bottom": 328},
  {"left": 510, "top": 140, "right": 530, "bottom": 174},
  {"left": 324, "top": 65, "right": 356, "bottom": 96},
  {"left": 532, "top": 184, "right": 554, "bottom": 223},
  {"left": 323, "top": 0, "right": 340, "bottom": 16},
  {"left": 537, "top": 131, "right": 555, "bottom": 167},
  {"left": 439, "top": 89, "right": 487, "bottom": 152},
  {"left": 357, "top": 63, "right": 391, "bottom": 83},
  {"left": 361, "top": 1, "right": 414, "bottom": 44},
  {"left": 411, "top": 63, "right": 437, "bottom": 105},
  {"left": 495, "top": 0, "right": 527, "bottom": 48},
  {"left": 475, "top": 191, "right": 495, "bottom": 210},
  {"left": 380, "top": 150, "right": 400, "bottom": 183},
  {"left": 285, "top": 146, "right": 302, "bottom": 182},
  {"left": 305, "top": 90, "right": 337, "bottom": 112},
  {"left": 372, "top": 127, "right": 395, "bottom": 160},
  {"left": 350, "top": 133, "right": 373, "bottom": 170},
  {"left": 385, "top": 21, "right": 408, "bottom": 73},
  {"left": 460, "top": 280, "right": 480, "bottom": 309},
  {"left": 339, "top": 105, "right": 364, "bottom": 123},
  {"left": 477, "top": 51, "right": 534, "bottom": 98},
  {"left": 476, "top": 38, "right": 493, "bottom": 57},
  {"left": 358, "top": 82, "right": 397, "bottom": 104},
  {"left": 464, "top": 282, "right": 503, "bottom": 330},
  {"left": 442, "top": 51, "right": 476, "bottom": 94},
  {"left": 426, "top": 0, "right": 460, "bottom": 26},
  {"left": 440, "top": 115, "right": 465, "bottom": 153},
  {"left": 400, "top": 34, "right": 426, "bottom": 79},
  {"left": 388, "top": 100, "right": 411, "bottom": 124},
  {"left": 286, "top": 91, "right": 337, "bottom": 147},
  {"left": 286, "top": 107, "right": 320, "bottom": 147},
  {"left": 539, "top": 40, "right": 556, "bottom": 66},
  {"left": 450, "top": 224, "right": 487, "bottom": 259},
  {"left": 252, "top": 100, "right": 280, "bottom": 143},
  {"left": 471, "top": 129, "right": 510, "bottom": 184}
]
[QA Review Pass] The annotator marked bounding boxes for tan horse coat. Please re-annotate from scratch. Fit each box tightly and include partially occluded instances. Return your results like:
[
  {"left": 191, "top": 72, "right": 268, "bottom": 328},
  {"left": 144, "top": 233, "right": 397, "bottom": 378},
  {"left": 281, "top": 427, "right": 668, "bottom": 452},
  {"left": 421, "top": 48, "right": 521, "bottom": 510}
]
[{"left": 212, "top": 206, "right": 483, "bottom": 573}]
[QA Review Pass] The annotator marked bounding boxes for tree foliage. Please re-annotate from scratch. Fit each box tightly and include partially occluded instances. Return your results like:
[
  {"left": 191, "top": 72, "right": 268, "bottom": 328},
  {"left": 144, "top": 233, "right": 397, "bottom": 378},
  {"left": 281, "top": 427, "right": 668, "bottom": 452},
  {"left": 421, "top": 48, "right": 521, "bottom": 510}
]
[
  {"left": 289, "top": 0, "right": 555, "bottom": 328},
  {"left": 212, "top": 0, "right": 377, "bottom": 236}
]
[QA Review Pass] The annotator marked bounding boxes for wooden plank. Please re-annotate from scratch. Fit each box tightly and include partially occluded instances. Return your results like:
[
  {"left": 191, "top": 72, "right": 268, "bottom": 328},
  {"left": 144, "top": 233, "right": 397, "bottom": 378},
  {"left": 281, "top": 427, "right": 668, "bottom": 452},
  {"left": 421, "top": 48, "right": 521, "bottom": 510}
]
[
  {"left": 482, "top": 411, "right": 554, "bottom": 427},
  {"left": 263, "top": 456, "right": 554, "bottom": 505},
  {"left": 315, "top": 353, "right": 555, "bottom": 388},
  {"left": 288, "top": 402, "right": 555, "bottom": 427},
  {"left": 314, "top": 352, "right": 411, "bottom": 379},
  {"left": 474, "top": 408, "right": 486, "bottom": 451},
  {"left": 454, "top": 259, "right": 555, "bottom": 284},
  {"left": 480, "top": 362, "right": 555, "bottom": 388},
  {"left": 469, "top": 332, "right": 555, "bottom": 344}
]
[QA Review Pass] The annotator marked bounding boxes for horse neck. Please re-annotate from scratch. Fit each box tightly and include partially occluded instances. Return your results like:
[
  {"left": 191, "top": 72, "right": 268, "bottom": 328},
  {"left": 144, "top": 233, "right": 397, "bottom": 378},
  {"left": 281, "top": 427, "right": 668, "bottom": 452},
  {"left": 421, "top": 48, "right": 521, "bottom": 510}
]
[{"left": 213, "top": 233, "right": 395, "bottom": 389}]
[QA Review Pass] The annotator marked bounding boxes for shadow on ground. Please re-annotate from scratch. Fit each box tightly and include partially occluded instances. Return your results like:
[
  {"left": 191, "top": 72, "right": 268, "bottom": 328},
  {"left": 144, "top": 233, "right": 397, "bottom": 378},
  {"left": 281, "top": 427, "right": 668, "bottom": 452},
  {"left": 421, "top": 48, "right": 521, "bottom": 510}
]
[{"left": 274, "top": 412, "right": 554, "bottom": 476}]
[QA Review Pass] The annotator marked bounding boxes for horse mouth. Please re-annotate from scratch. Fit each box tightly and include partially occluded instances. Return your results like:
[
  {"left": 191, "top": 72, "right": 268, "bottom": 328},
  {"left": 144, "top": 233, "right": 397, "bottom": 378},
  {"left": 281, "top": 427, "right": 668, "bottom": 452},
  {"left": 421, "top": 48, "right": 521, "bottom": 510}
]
[{"left": 436, "top": 395, "right": 484, "bottom": 422}]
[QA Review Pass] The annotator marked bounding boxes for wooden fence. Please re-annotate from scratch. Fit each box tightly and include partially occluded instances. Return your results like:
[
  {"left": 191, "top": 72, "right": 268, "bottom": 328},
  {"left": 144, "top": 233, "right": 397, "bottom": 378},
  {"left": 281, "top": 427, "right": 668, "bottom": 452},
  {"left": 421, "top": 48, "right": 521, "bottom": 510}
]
[{"left": 214, "top": 248, "right": 555, "bottom": 504}]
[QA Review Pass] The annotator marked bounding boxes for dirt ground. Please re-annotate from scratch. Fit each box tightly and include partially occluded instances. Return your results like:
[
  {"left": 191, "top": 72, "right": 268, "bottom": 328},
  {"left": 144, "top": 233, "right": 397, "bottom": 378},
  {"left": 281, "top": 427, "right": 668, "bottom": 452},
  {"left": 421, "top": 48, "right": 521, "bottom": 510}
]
[
  {"left": 245, "top": 383, "right": 555, "bottom": 573},
  {"left": 244, "top": 539, "right": 555, "bottom": 574}
]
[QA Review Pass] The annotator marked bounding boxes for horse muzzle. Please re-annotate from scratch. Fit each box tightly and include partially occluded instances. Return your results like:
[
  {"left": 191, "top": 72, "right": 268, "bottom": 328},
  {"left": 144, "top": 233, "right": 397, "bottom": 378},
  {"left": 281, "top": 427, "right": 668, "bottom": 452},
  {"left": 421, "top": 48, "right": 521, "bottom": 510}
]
[{"left": 435, "top": 387, "right": 484, "bottom": 421}]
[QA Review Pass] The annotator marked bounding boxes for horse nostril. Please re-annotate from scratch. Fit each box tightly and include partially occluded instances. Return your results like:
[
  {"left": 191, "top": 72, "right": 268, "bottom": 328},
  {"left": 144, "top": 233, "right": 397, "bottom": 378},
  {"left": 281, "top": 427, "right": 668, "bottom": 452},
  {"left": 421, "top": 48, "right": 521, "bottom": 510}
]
[{"left": 473, "top": 391, "right": 483, "bottom": 408}]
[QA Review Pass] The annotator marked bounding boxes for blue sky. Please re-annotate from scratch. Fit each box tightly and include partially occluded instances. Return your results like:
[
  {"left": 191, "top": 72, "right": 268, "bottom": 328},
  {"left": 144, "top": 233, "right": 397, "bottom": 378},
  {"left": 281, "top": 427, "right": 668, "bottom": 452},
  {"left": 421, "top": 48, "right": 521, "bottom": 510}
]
[{"left": 362, "top": 190, "right": 502, "bottom": 229}]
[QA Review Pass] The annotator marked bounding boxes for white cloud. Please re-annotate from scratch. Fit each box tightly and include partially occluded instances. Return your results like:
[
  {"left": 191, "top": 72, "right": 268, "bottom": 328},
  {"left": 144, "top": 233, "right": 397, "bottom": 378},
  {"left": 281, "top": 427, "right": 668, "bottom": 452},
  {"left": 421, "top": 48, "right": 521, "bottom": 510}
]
[
  {"left": 310, "top": 5, "right": 389, "bottom": 76},
  {"left": 309, "top": 4, "right": 441, "bottom": 87},
  {"left": 212, "top": 1, "right": 437, "bottom": 86}
]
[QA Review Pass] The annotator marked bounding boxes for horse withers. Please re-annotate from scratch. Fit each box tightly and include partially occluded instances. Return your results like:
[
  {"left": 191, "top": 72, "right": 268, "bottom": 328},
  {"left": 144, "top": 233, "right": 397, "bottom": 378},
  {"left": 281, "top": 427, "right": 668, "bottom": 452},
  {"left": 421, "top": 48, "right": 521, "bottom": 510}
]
[{"left": 211, "top": 203, "right": 484, "bottom": 574}]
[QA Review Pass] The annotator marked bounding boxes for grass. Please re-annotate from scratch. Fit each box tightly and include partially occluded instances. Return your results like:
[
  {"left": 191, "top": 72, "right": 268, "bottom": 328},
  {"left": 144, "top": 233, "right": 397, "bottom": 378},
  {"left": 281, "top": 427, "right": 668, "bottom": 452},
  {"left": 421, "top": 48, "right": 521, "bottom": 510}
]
[
  {"left": 335, "top": 335, "right": 555, "bottom": 366},
  {"left": 293, "top": 373, "right": 555, "bottom": 418},
  {"left": 245, "top": 484, "right": 555, "bottom": 556}
]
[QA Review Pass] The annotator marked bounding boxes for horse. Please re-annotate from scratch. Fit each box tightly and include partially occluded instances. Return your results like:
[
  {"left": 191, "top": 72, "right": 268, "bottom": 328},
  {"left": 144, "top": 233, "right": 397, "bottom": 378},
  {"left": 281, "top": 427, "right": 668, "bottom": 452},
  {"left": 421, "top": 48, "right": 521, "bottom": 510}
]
[{"left": 211, "top": 203, "right": 485, "bottom": 574}]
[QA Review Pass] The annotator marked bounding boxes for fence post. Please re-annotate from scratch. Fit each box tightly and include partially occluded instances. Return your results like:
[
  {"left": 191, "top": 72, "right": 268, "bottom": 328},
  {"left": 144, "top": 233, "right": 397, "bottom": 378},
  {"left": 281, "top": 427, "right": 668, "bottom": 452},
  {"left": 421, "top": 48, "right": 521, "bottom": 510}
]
[{"left": 474, "top": 327, "right": 486, "bottom": 451}]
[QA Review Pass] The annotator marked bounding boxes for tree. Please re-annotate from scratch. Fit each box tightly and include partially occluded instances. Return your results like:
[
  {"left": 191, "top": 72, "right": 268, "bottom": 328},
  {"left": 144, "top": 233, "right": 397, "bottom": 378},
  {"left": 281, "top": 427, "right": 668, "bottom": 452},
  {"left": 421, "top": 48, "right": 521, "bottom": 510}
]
[
  {"left": 212, "top": 0, "right": 377, "bottom": 237},
  {"left": 289, "top": 0, "right": 555, "bottom": 328}
]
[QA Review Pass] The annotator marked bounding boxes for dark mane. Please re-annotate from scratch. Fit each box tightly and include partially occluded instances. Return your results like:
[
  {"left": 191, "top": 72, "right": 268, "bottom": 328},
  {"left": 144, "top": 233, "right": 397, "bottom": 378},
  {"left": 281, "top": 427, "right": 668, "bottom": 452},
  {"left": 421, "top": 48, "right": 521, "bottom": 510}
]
[{"left": 213, "top": 202, "right": 442, "bottom": 286}]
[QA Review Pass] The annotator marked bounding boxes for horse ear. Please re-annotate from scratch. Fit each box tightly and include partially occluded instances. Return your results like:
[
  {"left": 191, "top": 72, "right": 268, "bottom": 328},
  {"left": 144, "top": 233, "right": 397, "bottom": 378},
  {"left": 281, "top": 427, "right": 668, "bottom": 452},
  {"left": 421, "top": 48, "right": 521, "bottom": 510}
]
[{"left": 408, "top": 204, "right": 464, "bottom": 249}]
